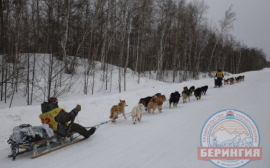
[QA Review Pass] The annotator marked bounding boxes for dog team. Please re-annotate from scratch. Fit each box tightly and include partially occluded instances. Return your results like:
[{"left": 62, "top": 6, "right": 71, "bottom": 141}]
[
  {"left": 224, "top": 75, "right": 245, "bottom": 85},
  {"left": 109, "top": 74, "right": 245, "bottom": 124},
  {"left": 109, "top": 85, "right": 208, "bottom": 124},
  {"left": 169, "top": 85, "right": 208, "bottom": 107}
]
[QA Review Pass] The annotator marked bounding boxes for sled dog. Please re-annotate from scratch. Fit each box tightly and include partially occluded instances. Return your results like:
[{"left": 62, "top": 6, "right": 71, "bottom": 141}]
[
  {"left": 147, "top": 94, "right": 166, "bottom": 114},
  {"left": 169, "top": 91, "right": 181, "bottom": 108},
  {"left": 189, "top": 86, "right": 195, "bottom": 95},
  {"left": 182, "top": 86, "right": 191, "bottom": 103},
  {"left": 109, "top": 100, "right": 128, "bottom": 123},
  {"left": 194, "top": 88, "right": 202, "bottom": 100},
  {"left": 131, "top": 103, "right": 145, "bottom": 124},
  {"left": 200, "top": 85, "right": 208, "bottom": 95}
]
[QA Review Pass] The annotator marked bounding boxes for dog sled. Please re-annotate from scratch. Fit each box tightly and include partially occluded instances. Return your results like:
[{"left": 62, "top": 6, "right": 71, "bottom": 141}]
[
  {"left": 214, "top": 77, "right": 223, "bottom": 88},
  {"left": 7, "top": 123, "right": 87, "bottom": 160}
]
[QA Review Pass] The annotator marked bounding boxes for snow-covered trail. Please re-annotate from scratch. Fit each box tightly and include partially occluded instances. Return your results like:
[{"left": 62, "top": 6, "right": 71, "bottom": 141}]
[{"left": 0, "top": 69, "right": 269, "bottom": 168}]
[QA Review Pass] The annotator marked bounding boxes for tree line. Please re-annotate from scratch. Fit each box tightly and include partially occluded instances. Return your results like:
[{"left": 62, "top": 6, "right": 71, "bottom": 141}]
[{"left": 0, "top": 0, "right": 269, "bottom": 106}]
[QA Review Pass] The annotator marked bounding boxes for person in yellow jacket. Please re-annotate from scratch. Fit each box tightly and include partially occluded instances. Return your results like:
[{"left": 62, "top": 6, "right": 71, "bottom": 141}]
[
  {"left": 40, "top": 97, "right": 95, "bottom": 138},
  {"left": 215, "top": 69, "right": 224, "bottom": 87}
]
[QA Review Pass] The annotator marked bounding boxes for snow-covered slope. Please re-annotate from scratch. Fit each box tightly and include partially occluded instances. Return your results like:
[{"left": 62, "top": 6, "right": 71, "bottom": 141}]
[{"left": 0, "top": 68, "right": 269, "bottom": 168}]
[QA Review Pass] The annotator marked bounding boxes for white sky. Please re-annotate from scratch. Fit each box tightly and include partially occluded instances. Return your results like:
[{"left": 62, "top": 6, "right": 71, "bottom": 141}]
[{"left": 197, "top": 0, "right": 270, "bottom": 61}]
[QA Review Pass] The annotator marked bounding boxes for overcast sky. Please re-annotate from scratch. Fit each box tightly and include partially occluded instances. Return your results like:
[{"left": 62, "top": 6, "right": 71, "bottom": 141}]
[{"left": 192, "top": 0, "right": 270, "bottom": 61}]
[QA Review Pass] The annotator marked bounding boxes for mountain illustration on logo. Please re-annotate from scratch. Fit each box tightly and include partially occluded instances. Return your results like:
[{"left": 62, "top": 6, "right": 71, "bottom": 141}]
[{"left": 211, "top": 120, "right": 250, "bottom": 137}]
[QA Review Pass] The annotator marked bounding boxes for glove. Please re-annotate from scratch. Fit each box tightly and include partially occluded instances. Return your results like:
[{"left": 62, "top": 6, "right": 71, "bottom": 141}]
[{"left": 75, "top": 104, "right": 81, "bottom": 112}]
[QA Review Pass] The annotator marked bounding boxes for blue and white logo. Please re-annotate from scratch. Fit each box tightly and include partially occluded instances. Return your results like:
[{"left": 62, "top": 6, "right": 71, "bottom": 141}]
[{"left": 198, "top": 109, "right": 262, "bottom": 168}]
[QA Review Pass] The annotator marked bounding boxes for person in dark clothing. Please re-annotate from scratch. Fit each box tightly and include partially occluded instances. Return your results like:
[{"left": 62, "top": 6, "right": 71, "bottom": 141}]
[
  {"left": 215, "top": 69, "right": 224, "bottom": 87},
  {"left": 40, "top": 97, "right": 96, "bottom": 139}
]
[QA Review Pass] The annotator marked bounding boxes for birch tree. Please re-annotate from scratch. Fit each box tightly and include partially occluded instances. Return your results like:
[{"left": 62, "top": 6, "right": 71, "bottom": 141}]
[{"left": 207, "top": 5, "right": 236, "bottom": 73}]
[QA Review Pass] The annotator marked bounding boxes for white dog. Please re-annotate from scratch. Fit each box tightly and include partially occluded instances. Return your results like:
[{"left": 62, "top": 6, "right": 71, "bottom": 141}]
[{"left": 131, "top": 103, "right": 145, "bottom": 124}]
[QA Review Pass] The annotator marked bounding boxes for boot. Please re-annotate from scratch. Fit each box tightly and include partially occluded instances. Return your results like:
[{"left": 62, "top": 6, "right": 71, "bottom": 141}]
[
  {"left": 70, "top": 123, "right": 96, "bottom": 139},
  {"left": 85, "top": 127, "right": 96, "bottom": 138}
]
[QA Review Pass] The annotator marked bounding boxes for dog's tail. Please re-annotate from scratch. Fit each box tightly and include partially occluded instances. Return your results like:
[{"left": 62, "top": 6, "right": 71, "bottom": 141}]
[
  {"left": 109, "top": 111, "right": 113, "bottom": 119},
  {"left": 109, "top": 105, "right": 117, "bottom": 119}
]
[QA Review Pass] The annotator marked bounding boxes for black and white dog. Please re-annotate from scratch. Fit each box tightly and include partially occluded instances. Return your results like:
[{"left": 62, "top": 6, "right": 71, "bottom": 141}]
[
  {"left": 169, "top": 91, "right": 181, "bottom": 108},
  {"left": 189, "top": 86, "right": 195, "bottom": 95},
  {"left": 200, "top": 85, "right": 208, "bottom": 95},
  {"left": 194, "top": 87, "right": 202, "bottom": 100}
]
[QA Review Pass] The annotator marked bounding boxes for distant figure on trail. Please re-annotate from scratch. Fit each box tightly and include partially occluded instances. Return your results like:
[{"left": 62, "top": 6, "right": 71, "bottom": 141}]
[
  {"left": 40, "top": 97, "right": 96, "bottom": 139},
  {"left": 215, "top": 69, "right": 224, "bottom": 87}
]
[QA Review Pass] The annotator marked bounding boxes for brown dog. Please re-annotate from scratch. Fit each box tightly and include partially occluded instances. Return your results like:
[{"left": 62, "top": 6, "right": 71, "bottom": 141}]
[
  {"left": 147, "top": 94, "right": 166, "bottom": 114},
  {"left": 109, "top": 100, "right": 127, "bottom": 123},
  {"left": 182, "top": 86, "right": 190, "bottom": 103},
  {"left": 147, "top": 96, "right": 158, "bottom": 114}
]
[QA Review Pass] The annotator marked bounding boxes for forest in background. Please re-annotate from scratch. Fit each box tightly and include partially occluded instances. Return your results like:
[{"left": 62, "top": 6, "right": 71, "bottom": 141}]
[{"left": 0, "top": 0, "right": 269, "bottom": 106}]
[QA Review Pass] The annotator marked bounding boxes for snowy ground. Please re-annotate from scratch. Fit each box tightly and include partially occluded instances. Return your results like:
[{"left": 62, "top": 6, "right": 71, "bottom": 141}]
[{"left": 0, "top": 68, "right": 269, "bottom": 168}]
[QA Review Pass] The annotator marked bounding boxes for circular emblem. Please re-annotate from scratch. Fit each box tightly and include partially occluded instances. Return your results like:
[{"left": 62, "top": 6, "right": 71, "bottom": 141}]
[{"left": 199, "top": 109, "right": 261, "bottom": 168}]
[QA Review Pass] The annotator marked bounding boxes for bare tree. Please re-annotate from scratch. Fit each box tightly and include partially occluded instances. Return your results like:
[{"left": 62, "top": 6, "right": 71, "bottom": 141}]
[
  {"left": 0, "top": 0, "right": 268, "bottom": 107},
  {"left": 206, "top": 5, "right": 236, "bottom": 73},
  {"left": 62, "top": 0, "right": 70, "bottom": 73},
  {"left": 124, "top": 0, "right": 133, "bottom": 91}
]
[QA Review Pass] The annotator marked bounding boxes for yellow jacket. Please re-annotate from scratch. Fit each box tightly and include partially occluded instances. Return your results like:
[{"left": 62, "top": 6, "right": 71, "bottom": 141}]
[
  {"left": 216, "top": 71, "right": 223, "bottom": 78},
  {"left": 39, "top": 108, "right": 67, "bottom": 131}
]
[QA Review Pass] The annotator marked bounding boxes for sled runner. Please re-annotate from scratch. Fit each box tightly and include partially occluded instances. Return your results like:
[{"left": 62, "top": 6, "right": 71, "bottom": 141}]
[{"left": 31, "top": 137, "right": 86, "bottom": 159}]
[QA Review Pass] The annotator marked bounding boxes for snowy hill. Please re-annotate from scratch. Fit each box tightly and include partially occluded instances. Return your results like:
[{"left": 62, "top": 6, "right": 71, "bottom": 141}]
[{"left": 0, "top": 67, "right": 269, "bottom": 168}]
